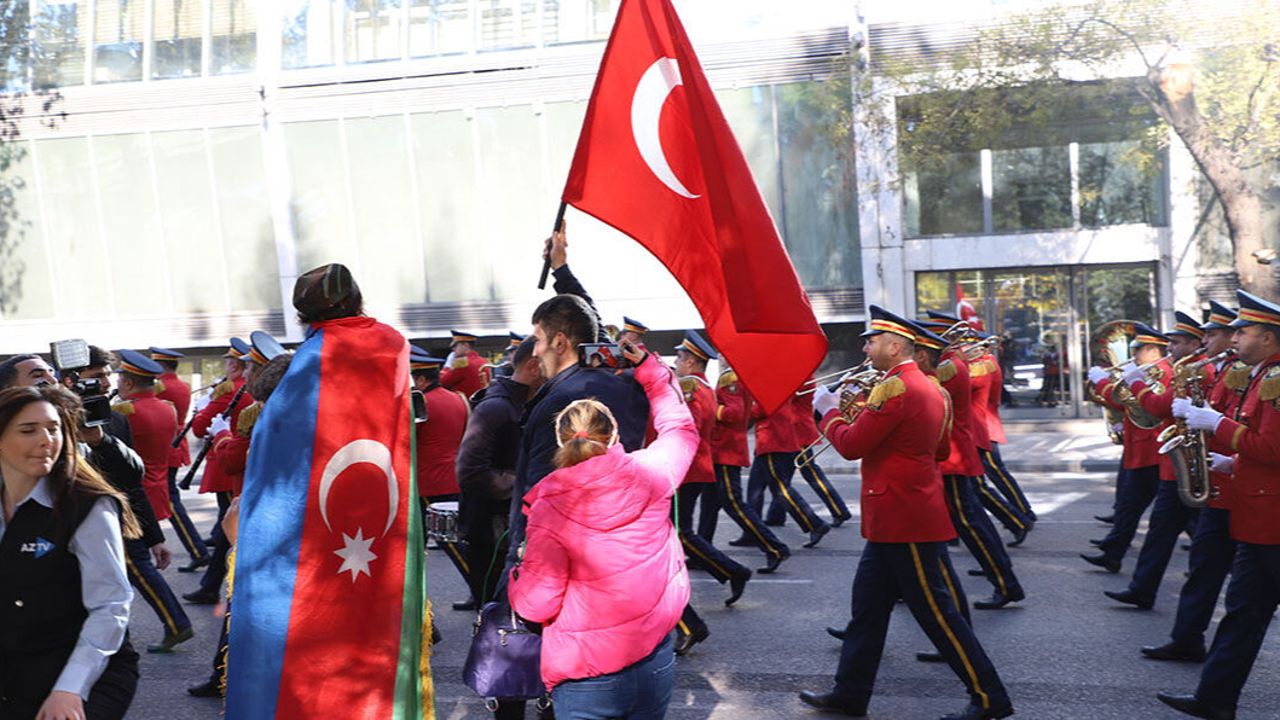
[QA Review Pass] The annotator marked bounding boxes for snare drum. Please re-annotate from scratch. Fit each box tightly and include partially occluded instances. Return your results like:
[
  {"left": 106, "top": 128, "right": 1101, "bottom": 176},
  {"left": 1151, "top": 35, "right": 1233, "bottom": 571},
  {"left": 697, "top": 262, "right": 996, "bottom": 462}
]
[{"left": 426, "top": 501, "right": 461, "bottom": 543}]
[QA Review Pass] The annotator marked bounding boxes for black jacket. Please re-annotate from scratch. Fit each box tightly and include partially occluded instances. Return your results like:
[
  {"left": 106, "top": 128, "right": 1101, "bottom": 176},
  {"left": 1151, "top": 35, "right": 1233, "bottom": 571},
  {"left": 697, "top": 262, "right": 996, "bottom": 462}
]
[
  {"left": 455, "top": 377, "right": 528, "bottom": 500},
  {"left": 88, "top": 413, "right": 164, "bottom": 547}
]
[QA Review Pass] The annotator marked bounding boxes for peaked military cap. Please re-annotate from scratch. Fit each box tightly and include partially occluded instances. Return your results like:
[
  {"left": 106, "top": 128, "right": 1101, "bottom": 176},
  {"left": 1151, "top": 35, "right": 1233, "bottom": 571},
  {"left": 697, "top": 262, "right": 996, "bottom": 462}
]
[
  {"left": 1201, "top": 301, "right": 1236, "bottom": 331},
  {"left": 115, "top": 349, "right": 164, "bottom": 378},
  {"left": 905, "top": 320, "right": 948, "bottom": 351},
  {"left": 410, "top": 347, "right": 444, "bottom": 371},
  {"left": 507, "top": 332, "right": 524, "bottom": 349},
  {"left": 244, "top": 331, "right": 286, "bottom": 366},
  {"left": 1231, "top": 289, "right": 1280, "bottom": 328},
  {"left": 224, "top": 337, "right": 251, "bottom": 359},
  {"left": 926, "top": 310, "right": 962, "bottom": 323},
  {"left": 149, "top": 347, "right": 184, "bottom": 362},
  {"left": 675, "top": 330, "right": 718, "bottom": 362},
  {"left": 622, "top": 317, "right": 649, "bottom": 335},
  {"left": 1168, "top": 311, "right": 1206, "bottom": 340},
  {"left": 862, "top": 305, "right": 917, "bottom": 341},
  {"left": 1130, "top": 322, "right": 1170, "bottom": 347},
  {"left": 450, "top": 330, "right": 478, "bottom": 346}
]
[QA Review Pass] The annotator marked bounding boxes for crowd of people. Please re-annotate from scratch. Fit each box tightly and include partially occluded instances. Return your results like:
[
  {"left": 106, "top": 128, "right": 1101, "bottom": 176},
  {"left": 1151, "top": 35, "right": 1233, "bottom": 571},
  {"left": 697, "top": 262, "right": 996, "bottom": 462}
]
[{"left": 2, "top": 222, "right": 1278, "bottom": 720}]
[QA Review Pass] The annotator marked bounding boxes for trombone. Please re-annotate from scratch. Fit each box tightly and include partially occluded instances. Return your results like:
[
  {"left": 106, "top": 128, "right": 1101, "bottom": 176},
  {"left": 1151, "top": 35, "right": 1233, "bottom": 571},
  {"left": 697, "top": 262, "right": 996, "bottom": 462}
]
[{"left": 796, "top": 359, "right": 872, "bottom": 395}]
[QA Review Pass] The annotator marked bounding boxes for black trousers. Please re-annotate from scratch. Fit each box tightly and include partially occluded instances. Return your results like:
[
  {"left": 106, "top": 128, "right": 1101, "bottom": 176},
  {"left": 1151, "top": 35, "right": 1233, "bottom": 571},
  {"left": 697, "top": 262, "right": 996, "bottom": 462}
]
[
  {"left": 715, "top": 465, "right": 789, "bottom": 561},
  {"left": 1169, "top": 507, "right": 1236, "bottom": 648},
  {"left": 166, "top": 466, "right": 209, "bottom": 563},
  {"left": 1125, "top": 480, "right": 1200, "bottom": 605},
  {"left": 0, "top": 637, "right": 139, "bottom": 720},
  {"left": 676, "top": 483, "right": 747, "bottom": 584},
  {"left": 461, "top": 493, "right": 511, "bottom": 605},
  {"left": 1096, "top": 465, "right": 1160, "bottom": 564},
  {"left": 981, "top": 443, "right": 1035, "bottom": 520},
  {"left": 832, "top": 542, "right": 1007, "bottom": 713},
  {"left": 748, "top": 452, "right": 826, "bottom": 535},
  {"left": 944, "top": 476, "right": 1021, "bottom": 598},
  {"left": 795, "top": 447, "right": 852, "bottom": 523},
  {"left": 1195, "top": 542, "right": 1280, "bottom": 709},
  {"left": 122, "top": 537, "right": 191, "bottom": 637}
]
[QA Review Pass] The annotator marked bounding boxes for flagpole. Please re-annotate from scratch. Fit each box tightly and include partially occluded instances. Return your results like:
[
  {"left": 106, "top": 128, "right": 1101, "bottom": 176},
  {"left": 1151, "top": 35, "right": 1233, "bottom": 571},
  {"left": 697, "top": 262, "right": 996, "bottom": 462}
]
[{"left": 538, "top": 201, "right": 569, "bottom": 290}]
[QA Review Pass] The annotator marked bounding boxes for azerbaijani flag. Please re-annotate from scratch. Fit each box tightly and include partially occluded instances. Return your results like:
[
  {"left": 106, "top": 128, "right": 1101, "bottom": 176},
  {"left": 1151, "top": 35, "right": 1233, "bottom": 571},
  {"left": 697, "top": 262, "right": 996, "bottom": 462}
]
[{"left": 227, "top": 315, "right": 429, "bottom": 719}]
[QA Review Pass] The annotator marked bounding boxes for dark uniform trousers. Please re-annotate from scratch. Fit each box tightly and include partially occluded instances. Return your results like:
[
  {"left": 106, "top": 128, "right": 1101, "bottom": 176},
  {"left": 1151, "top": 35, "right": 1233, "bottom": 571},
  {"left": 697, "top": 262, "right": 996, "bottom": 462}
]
[
  {"left": 1170, "top": 507, "right": 1237, "bottom": 648},
  {"left": 1123, "top": 479, "right": 1201, "bottom": 604},
  {"left": 944, "top": 476, "right": 1022, "bottom": 598},
  {"left": 1194, "top": 542, "right": 1280, "bottom": 709},
  {"left": 748, "top": 452, "right": 827, "bottom": 535},
  {"left": 834, "top": 542, "right": 1005, "bottom": 712},
  {"left": 794, "top": 447, "right": 853, "bottom": 524},
  {"left": 198, "top": 516, "right": 231, "bottom": 595},
  {"left": 462, "top": 495, "right": 511, "bottom": 605},
  {"left": 715, "top": 464, "right": 789, "bottom": 561},
  {"left": 981, "top": 443, "right": 1035, "bottom": 520},
  {"left": 676, "top": 484, "right": 748, "bottom": 585},
  {"left": 1096, "top": 465, "right": 1160, "bottom": 564},
  {"left": 166, "top": 466, "right": 209, "bottom": 563},
  {"left": 973, "top": 473, "right": 1030, "bottom": 536},
  {"left": 421, "top": 495, "right": 471, "bottom": 592},
  {"left": 122, "top": 537, "right": 191, "bottom": 637}
]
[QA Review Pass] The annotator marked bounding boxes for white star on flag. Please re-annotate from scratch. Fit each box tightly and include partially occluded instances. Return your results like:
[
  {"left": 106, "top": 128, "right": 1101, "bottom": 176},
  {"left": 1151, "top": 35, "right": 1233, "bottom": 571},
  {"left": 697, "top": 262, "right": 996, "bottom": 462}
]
[{"left": 333, "top": 528, "right": 378, "bottom": 582}]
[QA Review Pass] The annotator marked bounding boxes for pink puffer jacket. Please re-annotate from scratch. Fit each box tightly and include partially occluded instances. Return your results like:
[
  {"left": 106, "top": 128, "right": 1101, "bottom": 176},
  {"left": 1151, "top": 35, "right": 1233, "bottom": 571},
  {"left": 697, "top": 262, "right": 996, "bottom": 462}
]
[{"left": 509, "top": 353, "right": 697, "bottom": 689}]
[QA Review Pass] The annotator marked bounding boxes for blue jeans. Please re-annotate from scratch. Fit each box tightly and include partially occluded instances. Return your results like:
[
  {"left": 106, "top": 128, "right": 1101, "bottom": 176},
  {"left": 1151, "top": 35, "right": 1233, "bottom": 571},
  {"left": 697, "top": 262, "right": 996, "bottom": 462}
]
[{"left": 551, "top": 633, "right": 676, "bottom": 720}]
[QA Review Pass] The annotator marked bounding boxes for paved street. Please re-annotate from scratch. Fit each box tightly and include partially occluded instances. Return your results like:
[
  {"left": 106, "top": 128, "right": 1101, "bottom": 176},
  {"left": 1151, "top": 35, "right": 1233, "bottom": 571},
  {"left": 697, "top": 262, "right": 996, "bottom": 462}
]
[{"left": 125, "top": 447, "right": 1278, "bottom": 719}]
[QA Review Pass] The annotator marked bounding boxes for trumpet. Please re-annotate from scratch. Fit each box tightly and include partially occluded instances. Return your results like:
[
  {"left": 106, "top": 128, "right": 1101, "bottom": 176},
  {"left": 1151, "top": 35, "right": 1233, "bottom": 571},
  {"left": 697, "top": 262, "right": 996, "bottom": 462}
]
[
  {"left": 1105, "top": 353, "right": 1172, "bottom": 373},
  {"left": 796, "top": 359, "right": 872, "bottom": 395},
  {"left": 795, "top": 366, "right": 885, "bottom": 469}
]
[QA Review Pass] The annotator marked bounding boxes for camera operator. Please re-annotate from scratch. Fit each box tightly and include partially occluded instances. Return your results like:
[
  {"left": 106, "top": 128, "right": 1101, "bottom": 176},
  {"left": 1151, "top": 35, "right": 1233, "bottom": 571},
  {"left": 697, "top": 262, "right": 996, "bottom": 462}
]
[{"left": 59, "top": 346, "right": 194, "bottom": 655}]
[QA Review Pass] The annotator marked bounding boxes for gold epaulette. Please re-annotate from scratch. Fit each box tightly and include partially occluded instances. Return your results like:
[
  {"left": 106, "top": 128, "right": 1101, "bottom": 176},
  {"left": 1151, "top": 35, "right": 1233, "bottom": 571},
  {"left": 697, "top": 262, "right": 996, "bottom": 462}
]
[
  {"left": 1148, "top": 365, "right": 1167, "bottom": 382},
  {"left": 867, "top": 375, "right": 906, "bottom": 409},
  {"left": 678, "top": 376, "right": 698, "bottom": 401},
  {"left": 968, "top": 359, "right": 990, "bottom": 378},
  {"left": 236, "top": 401, "right": 262, "bottom": 436},
  {"left": 1223, "top": 362, "right": 1251, "bottom": 391},
  {"left": 450, "top": 356, "right": 469, "bottom": 370},
  {"left": 936, "top": 359, "right": 957, "bottom": 384},
  {"left": 154, "top": 379, "right": 166, "bottom": 395},
  {"left": 111, "top": 400, "right": 134, "bottom": 416},
  {"left": 211, "top": 380, "right": 234, "bottom": 400},
  {"left": 1260, "top": 365, "right": 1280, "bottom": 402},
  {"left": 717, "top": 370, "right": 739, "bottom": 390}
]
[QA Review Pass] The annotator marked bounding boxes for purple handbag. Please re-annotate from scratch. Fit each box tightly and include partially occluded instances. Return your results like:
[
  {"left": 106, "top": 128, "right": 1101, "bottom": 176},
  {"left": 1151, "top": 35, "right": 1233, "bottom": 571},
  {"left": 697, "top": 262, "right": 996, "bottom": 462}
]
[{"left": 462, "top": 600, "right": 548, "bottom": 704}]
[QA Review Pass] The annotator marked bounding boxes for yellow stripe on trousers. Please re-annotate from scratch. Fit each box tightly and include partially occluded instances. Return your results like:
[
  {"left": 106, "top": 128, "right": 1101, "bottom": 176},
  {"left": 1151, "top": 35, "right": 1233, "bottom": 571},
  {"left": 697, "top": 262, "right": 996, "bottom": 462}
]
[
  {"left": 949, "top": 480, "right": 1007, "bottom": 595},
  {"left": 984, "top": 449, "right": 1030, "bottom": 514},
  {"left": 909, "top": 543, "right": 990, "bottom": 710},
  {"left": 680, "top": 532, "right": 732, "bottom": 581},
  {"left": 767, "top": 455, "right": 815, "bottom": 533},
  {"left": 168, "top": 501, "right": 205, "bottom": 558},
  {"left": 939, "top": 558, "right": 963, "bottom": 614},
  {"left": 720, "top": 465, "right": 782, "bottom": 559},
  {"left": 799, "top": 456, "right": 844, "bottom": 517},
  {"left": 975, "top": 480, "right": 1025, "bottom": 531},
  {"left": 125, "top": 553, "right": 180, "bottom": 635},
  {"left": 677, "top": 619, "right": 691, "bottom": 636},
  {"left": 441, "top": 541, "right": 470, "bottom": 576}
]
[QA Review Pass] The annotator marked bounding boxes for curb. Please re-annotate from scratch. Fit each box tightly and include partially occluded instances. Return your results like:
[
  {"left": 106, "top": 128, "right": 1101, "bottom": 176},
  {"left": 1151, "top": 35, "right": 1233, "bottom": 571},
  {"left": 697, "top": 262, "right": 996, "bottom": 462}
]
[{"left": 822, "top": 459, "right": 1121, "bottom": 476}]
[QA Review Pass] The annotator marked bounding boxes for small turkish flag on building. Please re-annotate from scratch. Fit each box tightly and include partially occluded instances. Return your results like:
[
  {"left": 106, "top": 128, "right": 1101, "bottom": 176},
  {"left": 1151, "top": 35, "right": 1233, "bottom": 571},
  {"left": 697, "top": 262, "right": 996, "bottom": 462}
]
[{"left": 562, "top": 0, "right": 827, "bottom": 413}]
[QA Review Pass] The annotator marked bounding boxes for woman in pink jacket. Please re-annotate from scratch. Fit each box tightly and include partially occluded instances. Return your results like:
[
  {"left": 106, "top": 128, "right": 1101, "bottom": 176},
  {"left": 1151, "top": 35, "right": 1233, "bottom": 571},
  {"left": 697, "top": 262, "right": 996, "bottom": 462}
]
[{"left": 509, "top": 342, "right": 697, "bottom": 719}]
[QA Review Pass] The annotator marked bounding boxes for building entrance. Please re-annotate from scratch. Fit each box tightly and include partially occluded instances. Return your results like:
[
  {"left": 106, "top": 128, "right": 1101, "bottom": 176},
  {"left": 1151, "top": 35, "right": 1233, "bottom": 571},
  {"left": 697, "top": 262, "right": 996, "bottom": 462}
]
[{"left": 915, "top": 262, "right": 1157, "bottom": 420}]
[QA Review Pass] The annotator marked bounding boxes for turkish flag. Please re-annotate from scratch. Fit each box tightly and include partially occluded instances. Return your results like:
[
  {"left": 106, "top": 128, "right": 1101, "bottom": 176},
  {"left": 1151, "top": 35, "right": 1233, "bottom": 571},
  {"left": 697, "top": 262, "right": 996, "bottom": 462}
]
[{"left": 562, "top": 0, "right": 826, "bottom": 413}]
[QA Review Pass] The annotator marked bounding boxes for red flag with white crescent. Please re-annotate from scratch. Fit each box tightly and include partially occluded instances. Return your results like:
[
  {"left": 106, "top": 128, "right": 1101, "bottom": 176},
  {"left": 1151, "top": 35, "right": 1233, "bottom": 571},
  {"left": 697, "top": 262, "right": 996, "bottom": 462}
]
[{"left": 561, "top": 0, "right": 826, "bottom": 413}]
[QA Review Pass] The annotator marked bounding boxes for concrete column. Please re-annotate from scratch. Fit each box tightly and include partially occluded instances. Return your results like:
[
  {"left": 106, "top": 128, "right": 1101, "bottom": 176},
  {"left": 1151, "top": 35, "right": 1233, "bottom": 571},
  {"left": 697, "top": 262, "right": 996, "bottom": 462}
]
[
  {"left": 1166, "top": 130, "right": 1201, "bottom": 318},
  {"left": 853, "top": 77, "right": 906, "bottom": 314}
]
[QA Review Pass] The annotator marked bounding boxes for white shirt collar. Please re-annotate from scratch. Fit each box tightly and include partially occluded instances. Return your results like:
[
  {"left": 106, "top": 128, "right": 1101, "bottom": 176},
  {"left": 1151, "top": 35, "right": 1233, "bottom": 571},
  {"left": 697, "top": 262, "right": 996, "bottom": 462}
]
[{"left": 2, "top": 475, "right": 54, "bottom": 511}]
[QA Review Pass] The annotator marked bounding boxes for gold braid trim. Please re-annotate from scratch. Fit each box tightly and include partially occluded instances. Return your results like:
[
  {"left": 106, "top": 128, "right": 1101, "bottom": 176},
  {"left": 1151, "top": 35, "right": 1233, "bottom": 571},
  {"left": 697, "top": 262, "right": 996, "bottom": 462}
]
[
  {"left": 867, "top": 376, "right": 906, "bottom": 409},
  {"left": 111, "top": 400, "right": 135, "bottom": 416},
  {"left": 936, "top": 359, "right": 957, "bottom": 384},
  {"left": 1260, "top": 365, "right": 1280, "bottom": 402},
  {"left": 212, "top": 380, "right": 234, "bottom": 400},
  {"left": 1223, "top": 362, "right": 1251, "bottom": 391},
  {"left": 717, "top": 370, "right": 739, "bottom": 389},
  {"left": 236, "top": 401, "right": 262, "bottom": 437}
]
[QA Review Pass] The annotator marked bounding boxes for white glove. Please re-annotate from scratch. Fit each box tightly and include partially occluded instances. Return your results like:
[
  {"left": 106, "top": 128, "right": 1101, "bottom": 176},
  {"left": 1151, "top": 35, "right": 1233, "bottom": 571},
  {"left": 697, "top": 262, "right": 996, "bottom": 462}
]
[
  {"left": 1111, "top": 423, "right": 1124, "bottom": 436},
  {"left": 1121, "top": 361, "right": 1145, "bottom": 386},
  {"left": 1209, "top": 452, "right": 1235, "bottom": 475},
  {"left": 209, "top": 415, "right": 231, "bottom": 437},
  {"left": 1182, "top": 403, "right": 1225, "bottom": 433},
  {"left": 1171, "top": 397, "right": 1192, "bottom": 418},
  {"left": 1087, "top": 367, "right": 1110, "bottom": 385},
  {"left": 812, "top": 384, "right": 840, "bottom": 417}
]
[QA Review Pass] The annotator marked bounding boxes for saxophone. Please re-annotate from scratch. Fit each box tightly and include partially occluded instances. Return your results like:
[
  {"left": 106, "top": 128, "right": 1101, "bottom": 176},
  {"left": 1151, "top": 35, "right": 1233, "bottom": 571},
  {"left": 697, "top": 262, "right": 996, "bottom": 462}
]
[{"left": 1158, "top": 349, "right": 1236, "bottom": 508}]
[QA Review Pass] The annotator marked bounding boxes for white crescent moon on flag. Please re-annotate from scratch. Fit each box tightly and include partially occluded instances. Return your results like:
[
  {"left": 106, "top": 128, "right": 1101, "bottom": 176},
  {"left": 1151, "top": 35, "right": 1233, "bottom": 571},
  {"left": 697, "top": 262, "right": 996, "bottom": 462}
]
[
  {"left": 631, "top": 57, "right": 700, "bottom": 200},
  {"left": 318, "top": 439, "right": 398, "bottom": 537}
]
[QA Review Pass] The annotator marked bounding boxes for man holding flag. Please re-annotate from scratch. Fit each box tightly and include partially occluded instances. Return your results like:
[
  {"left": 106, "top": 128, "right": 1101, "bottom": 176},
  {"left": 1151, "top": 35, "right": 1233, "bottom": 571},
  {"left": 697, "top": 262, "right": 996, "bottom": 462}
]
[{"left": 226, "top": 264, "right": 430, "bottom": 720}]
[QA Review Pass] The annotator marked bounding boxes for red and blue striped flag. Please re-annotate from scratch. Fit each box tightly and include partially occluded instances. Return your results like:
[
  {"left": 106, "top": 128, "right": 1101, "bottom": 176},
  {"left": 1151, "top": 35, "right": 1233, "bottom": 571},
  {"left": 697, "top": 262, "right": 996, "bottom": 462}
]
[{"left": 227, "top": 315, "right": 429, "bottom": 719}]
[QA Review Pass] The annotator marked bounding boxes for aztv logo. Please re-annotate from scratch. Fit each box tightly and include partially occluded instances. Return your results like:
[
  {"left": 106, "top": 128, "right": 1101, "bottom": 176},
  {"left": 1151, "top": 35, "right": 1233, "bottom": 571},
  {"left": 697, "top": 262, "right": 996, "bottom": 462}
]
[{"left": 20, "top": 537, "right": 55, "bottom": 559}]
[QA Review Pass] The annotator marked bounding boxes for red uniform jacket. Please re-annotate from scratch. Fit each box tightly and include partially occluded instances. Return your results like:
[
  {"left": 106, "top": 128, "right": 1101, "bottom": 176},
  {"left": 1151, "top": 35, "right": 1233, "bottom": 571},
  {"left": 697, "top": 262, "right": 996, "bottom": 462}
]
[
  {"left": 1211, "top": 354, "right": 1280, "bottom": 544},
  {"left": 1132, "top": 353, "right": 1218, "bottom": 420},
  {"left": 1204, "top": 360, "right": 1249, "bottom": 511},
  {"left": 680, "top": 374, "right": 716, "bottom": 484},
  {"left": 820, "top": 361, "right": 955, "bottom": 543},
  {"left": 192, "top": 377, "right": 252, "bottom": 440},
  {"left": 416, "top": 385, "right": 470, "bottom": 498},
  {"left": 213, "top": 400, "right": 262, "bottom": 497},
  {"left": 751, "top": 398, "right": 799, "bottom": 455},
  {"left": 157, "top": 371, "right": 191, "bottom": 468},
  {"left": 441, "top": 350, "right": 489, "bottom": 400},
  {"left": 711, "top": 371, "right": 750, "bottom": 467},
  {"left": 934, "top": 351, "right": 984, "bottom": 477},
  {"left": 967, "top": 354, "right": 996, "bottom": 451},
  {"left": 117, "top": 391, "right": 179, "bottom": 522},
  {"left": 986, "top": 360, "right": 1008, "bottom": 444},
  {"left": 790, "top": 383, "right": 821, "bottom": 447},
  {"left": 1092, "top": 358, "right": 1173, "bottom": 474}
]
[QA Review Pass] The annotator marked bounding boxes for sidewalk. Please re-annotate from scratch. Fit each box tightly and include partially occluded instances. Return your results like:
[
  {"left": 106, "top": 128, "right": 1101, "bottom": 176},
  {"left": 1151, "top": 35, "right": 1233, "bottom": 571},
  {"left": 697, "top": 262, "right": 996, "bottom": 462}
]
[{"left": 813, "top": 418, "right": 1122, "bottom": 475}]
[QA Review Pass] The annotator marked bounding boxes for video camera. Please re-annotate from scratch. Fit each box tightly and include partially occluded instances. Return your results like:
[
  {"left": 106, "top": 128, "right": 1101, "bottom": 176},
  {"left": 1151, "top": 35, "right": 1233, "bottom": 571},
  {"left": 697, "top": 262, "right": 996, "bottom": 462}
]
[{"left": 48, "top": 339, "right": 113, "bottom": 427}]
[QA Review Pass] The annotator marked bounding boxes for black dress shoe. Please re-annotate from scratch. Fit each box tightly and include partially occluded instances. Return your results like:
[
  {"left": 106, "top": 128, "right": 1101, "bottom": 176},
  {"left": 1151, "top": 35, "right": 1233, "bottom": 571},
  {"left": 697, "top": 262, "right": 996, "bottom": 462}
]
[
  {"left": 826, "top": 626, "right": 846, "bottom": 641},
  {"left": 1089, "top": 537, "right": 1104, "bottom": 546},
  {"left": 726, "top": 569, "right": 752, "bottom": 607},
  {"left": 1104, "top": 589, "right": 1154, "bottom": 609},
  {"left": 451, "top": 597, "right": 478, "bottom": 611},
  {"left": 804, "top": 523, "right": 831, "bottom": 548},
  {"left": 1156, "top": 692, "right": 1235, "bottom": 719},
  {"left": 178, "top": 556, "right": 212, "bottom": 573},
  {"left": 967, "top": 568, "right": 987, "bottom": 577},
  {"left": 183, "top": 589, "right": 219, "bottom": 605},
  {"left": 1142, "top": 640, "right": 1206, "bottom": 662},
  {"left": 759, "top": 550, "right": 788, "bottom": 574},
  {"left": 675, "top": 625, "right": 709, "bottom": 656},
  {"left": 1080, "top": 553, "right": 1120, "bottom": 573},
  {"left": 1006, "top": 526, "right": 1028, "bottom": 547},
  {"left": 797, "top": 691, "right": 866, "bottom": 717},
  {"left": 973, "top": 588, "right": 1026, "bottom": 610},
  {"left": 940, "top": 701, "right": 1014, "bottom": 719},
  {"left": 728, "top": 536, "right": 757, "bottom": 547},
  {"left": 187, "top": 679, "right": 224, "bottom": 698},
  {"left": 147, "top": 626, "right": 195, "bottom": 653},
  {"left": 1095, "top": 513, "right": 1115, "bottom": 524},
  {"left": 916, "top": 651, "right": 944, "bottom": 663}
]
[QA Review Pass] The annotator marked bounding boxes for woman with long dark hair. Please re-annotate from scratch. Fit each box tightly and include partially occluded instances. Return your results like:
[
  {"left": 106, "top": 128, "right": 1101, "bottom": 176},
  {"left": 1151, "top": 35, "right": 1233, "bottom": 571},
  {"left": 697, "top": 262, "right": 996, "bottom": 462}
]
[{"left": 0, "top": 385, "right": 141, "bottom": 720}]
